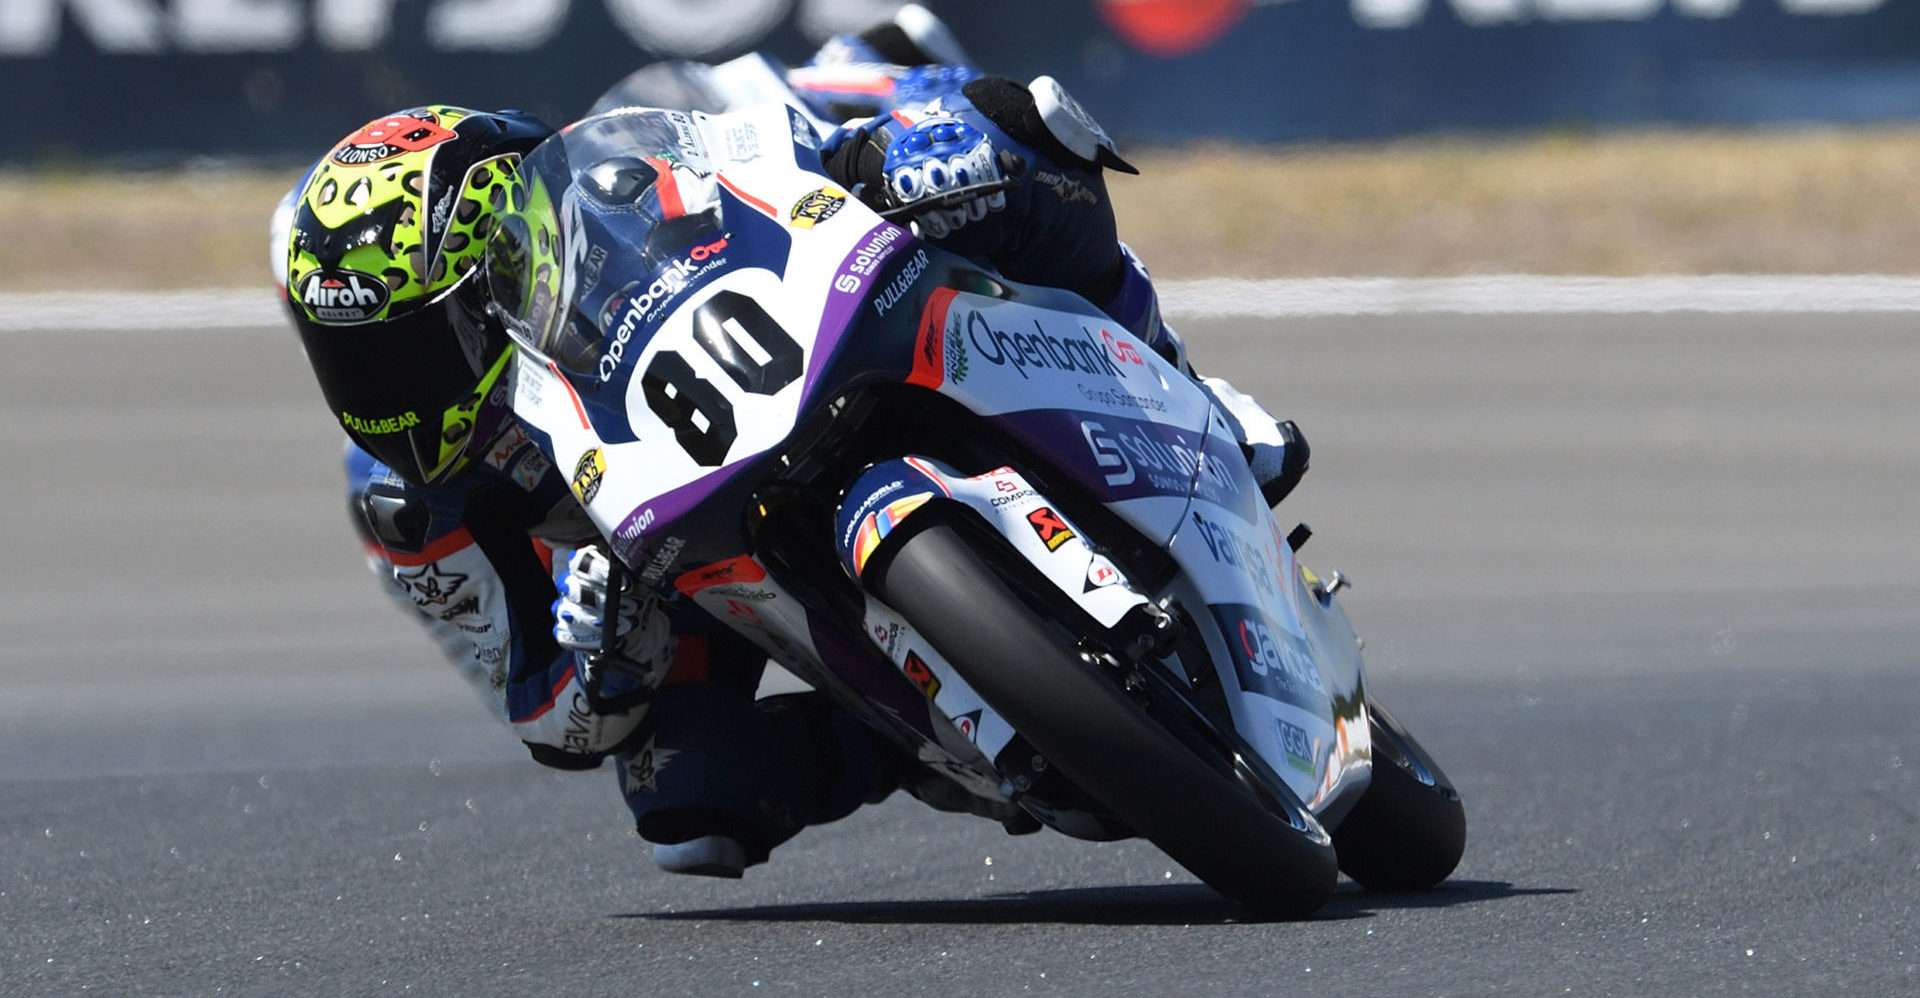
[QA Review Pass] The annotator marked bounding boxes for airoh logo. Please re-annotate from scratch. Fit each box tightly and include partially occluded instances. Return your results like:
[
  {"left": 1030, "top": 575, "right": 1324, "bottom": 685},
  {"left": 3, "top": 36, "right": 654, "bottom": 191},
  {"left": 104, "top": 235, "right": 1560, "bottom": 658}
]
[{"left": 298, "top": 269, "right": 390, "bottom": 323}]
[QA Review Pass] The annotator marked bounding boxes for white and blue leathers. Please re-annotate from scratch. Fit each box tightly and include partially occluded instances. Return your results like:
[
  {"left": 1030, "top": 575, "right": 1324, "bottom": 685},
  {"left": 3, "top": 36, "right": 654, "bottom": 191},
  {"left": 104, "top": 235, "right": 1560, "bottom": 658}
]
[{"left": 343, "top": 420, "right": 898, "bottom": 868}]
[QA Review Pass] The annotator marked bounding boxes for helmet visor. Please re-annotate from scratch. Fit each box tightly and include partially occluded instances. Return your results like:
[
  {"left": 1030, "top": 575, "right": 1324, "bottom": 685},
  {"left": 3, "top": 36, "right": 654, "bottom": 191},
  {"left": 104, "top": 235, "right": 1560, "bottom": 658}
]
[{"left": 293, "top": 273, "right": 508, "bottom": 486}]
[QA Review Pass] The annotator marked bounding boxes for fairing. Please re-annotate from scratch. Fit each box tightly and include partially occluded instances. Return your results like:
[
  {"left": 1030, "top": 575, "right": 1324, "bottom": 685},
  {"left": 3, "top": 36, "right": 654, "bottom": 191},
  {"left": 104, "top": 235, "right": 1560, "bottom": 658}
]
[
  {"left": 503, "top": 100, "right": 1370, "bottom": 825},
  {"left": 504, "top": 103, "right": 906, "bottom": 569}
]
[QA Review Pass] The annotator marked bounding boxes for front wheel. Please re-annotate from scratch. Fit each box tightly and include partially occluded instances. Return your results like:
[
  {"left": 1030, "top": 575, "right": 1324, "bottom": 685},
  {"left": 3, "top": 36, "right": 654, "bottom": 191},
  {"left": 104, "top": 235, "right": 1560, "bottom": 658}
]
[
  {"left": 1331, "top": 698, "right": 1467, "bottom": 891},
  {"left": 868, "top": 521, "right": 1338, "bottom": 918}
]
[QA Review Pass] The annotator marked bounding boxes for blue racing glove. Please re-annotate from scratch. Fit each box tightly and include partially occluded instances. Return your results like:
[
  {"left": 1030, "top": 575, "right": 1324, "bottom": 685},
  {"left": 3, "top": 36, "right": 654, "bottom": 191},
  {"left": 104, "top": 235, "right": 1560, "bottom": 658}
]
[
  {"left": 881, "top": 115, "right": 1010, "bottom": 238},
  {"left": 825, "top": 112, "right": 1018, "bottom": 240}
]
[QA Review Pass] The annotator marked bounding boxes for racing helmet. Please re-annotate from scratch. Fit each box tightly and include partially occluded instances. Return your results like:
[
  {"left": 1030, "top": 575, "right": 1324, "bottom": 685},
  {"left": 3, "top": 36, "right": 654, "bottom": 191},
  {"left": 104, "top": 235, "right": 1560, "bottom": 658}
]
[{"left": 284, "top": 105, "right": 554, "bottom": 487}]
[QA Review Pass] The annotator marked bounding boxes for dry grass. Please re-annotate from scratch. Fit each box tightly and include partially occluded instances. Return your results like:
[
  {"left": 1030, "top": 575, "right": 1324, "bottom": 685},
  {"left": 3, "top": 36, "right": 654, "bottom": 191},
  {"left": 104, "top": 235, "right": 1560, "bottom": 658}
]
[
  {"left": 4, "top": 125, "right": 1920, "bottom": 291},
  {"left": 0, "top": 167, "right": 303, "bottom": 292},
  {"left": 1112, "top": 126, "right": 1920, "bottom": 279}
]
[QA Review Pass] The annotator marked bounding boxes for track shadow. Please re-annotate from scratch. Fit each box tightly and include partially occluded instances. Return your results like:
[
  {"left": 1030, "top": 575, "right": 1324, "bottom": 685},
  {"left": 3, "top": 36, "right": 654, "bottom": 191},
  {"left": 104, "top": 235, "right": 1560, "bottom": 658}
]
[
  {"left": 1319, "top": 879, "right": 1576, "bottom": 918},
  {"left": 622, "top": 879, "right": 1569, "bottom": 926}
]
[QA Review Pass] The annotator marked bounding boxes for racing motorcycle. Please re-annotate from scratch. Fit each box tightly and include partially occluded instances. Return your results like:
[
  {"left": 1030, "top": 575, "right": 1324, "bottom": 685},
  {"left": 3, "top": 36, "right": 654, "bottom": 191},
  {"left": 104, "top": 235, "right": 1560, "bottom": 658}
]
[{"left": 487, "top": 103, "right": 1464, "bottom": 917}]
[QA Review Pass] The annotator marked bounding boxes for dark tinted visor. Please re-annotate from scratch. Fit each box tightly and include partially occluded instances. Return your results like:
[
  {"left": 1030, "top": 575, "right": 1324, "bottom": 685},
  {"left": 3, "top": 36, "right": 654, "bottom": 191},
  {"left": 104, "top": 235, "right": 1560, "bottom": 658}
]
[{"left": 293, "top": 276, "right": 503, "bottom": 480}]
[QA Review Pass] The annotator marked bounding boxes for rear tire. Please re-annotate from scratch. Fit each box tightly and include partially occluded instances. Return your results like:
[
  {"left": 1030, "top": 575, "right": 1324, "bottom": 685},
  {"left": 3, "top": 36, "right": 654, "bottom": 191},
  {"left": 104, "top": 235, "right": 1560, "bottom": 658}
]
[
  {"left": 870, "top": 522, "right": 1338, "bottom": 918},
  {"left": 1332, "top": 698, "right": 1467, "bottom": 891}
]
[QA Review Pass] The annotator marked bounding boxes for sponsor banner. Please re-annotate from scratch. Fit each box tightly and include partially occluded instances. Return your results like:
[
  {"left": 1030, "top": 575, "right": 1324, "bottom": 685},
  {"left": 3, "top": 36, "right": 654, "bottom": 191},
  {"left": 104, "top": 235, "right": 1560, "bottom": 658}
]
[
  {"left": 596, "top": 236, "right": 731, "bottom": 384},
  {"left": 4, "top": 2, "right": 1915, "bottom": 162},
  {"left": 295, "top": 268, "right": 388, "bottom": 323},
  {"left": 976, "top": 0, "right": 1920, "bottom": 144},
  {"left": 570, "top": 446, "right": 606, "bottom": 504},
  {"left": 673, "top": 553, "right": 768, "bottom": 597},
  {"left": 1180, "top": 499, "right": 1307, "bottom": 642},
  {"left": 0, "top": 2, "right": 844, "bottom": 163},
  {"left": 939, "top": 301, "right": 1144, "bottom": 386},
  {"left": 1025, "top": 506, "right": 1076, "bottom": 552},
  {"left": 1049, "top": 408, "right": 1249, "bottom": 509},
  {"left": 1272, "top": 711, "right": 1320, "bottom": 777},
  {"left": 807, "top": 221, "right": 913, "bottom": 392},
  {"left": 788, "top": 187, "right": 847, "bottom": 229}
]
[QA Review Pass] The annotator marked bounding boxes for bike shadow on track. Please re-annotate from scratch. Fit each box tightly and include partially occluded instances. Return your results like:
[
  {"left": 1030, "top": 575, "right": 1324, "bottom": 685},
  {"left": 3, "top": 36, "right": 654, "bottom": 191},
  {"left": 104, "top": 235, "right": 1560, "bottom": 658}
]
[{"left": 623, "top": 880, "right": 1570, "bottom": 926}]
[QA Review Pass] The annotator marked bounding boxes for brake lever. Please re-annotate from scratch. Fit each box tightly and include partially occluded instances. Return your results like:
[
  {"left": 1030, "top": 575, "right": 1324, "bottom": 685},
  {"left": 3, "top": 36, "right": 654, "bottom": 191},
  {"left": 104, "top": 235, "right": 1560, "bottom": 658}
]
[{"left": 876, "top": 177, "right": 1019, "bottom": 221}]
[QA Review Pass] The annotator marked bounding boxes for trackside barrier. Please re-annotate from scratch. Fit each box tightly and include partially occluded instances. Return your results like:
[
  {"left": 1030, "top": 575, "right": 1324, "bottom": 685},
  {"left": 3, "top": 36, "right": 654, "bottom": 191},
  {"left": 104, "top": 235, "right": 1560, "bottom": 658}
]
[{"left": 0, "top": 1, "right": 1915, "bottom": 162}]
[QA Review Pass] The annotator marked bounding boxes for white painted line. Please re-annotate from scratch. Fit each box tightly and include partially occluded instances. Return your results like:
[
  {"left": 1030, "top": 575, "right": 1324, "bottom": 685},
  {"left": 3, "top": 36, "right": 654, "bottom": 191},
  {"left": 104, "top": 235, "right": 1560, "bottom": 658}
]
[
  {"left": 0, "top": 290, "right": 286, "bottom": 331},
  {"left": 4, "top": 276, "right": 1920, "bottom": 331},
  {"left": 1158, "top": 275, "right": 1920, "bottom": 317}
]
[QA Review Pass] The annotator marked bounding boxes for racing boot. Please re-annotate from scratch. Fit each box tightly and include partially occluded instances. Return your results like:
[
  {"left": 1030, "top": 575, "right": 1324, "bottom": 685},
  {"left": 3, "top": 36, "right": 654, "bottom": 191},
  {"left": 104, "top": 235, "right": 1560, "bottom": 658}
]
[
  {"left": 621, "top": 688, "right": 903, "bottom": 879},
  {"left": 654, "top": 835, "right": 748, "bottom": 879},
  {"left": 1204, "top": 377, "right": 1310, "bottom": 508},
  {"left": 1101, "top": 245, "right": 1309, "bottom": 508}
]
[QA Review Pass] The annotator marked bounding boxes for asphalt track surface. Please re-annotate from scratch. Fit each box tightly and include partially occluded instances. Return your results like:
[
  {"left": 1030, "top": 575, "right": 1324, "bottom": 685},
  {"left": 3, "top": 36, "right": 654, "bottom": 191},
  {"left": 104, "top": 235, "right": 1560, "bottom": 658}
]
[{"left": 5, "top": 311, "right": 1917, "bottom": 996}]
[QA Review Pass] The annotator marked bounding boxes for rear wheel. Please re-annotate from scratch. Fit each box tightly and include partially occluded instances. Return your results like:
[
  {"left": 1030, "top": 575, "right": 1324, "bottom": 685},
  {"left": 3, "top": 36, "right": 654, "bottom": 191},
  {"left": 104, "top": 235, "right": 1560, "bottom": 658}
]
[
  {"left": 1332, "top": 698, "right": 1467, "bottom": 891},
  {"left": 869, "top": 521, "right": 1338, "bottom": 918}
]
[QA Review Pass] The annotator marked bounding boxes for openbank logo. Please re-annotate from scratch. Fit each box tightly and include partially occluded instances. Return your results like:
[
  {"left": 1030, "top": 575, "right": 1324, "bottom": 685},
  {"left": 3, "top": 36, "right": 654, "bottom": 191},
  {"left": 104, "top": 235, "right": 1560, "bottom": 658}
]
[
  {"left": 596, "top": 236, "right": 728, "bottom": 383},
  {"left": 0, "top": 0, "right": 795, "bottom": 58},
  {"left": 963, "top": 309, "right": 1132, "bottom": 382}
]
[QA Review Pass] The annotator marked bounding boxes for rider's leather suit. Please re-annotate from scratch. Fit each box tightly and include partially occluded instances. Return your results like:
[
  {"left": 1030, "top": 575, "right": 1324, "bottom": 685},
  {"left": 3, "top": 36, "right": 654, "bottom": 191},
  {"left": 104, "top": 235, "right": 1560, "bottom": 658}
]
[{"left": 344, "top": 427, "right": 894, "bottom": 867}]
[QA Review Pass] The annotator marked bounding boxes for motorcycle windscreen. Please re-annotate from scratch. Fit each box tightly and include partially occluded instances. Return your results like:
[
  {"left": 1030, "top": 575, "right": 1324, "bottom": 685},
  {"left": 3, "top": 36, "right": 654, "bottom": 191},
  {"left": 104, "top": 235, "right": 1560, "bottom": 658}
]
[{"left": 488, "top": 108, "right": 730, "bottom": 380}]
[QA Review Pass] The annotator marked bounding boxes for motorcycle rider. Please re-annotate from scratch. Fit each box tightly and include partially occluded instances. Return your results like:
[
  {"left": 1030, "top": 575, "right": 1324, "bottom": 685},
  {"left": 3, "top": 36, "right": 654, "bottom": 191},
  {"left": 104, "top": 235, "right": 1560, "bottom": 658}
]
[
  {"left": 266, "top": 10, "right": 999, "bottom": 883},
  {"left": 277, "top": 11, "right": 1305, "bottom": 882},
  {"left": 280, "top": 104, "right": 904, "bottom": 878}
]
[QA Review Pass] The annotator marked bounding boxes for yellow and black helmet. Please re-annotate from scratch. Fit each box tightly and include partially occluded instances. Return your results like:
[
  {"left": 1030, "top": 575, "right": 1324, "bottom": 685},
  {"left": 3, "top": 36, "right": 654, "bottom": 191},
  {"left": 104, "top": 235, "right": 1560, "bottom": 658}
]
[{"left": 284, "top": 105, "right": 553, "bottom": 487}]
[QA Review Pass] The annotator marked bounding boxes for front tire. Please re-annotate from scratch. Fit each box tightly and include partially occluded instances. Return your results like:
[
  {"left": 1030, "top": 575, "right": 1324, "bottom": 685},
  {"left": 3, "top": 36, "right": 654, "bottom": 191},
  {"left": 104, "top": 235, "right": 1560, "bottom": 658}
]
[
  {"left": 869, "top": 521, "right": 1338, "bottom": 918},
  {"left": 1331, "top": 698, "right": 1467, "bottom": 891}
]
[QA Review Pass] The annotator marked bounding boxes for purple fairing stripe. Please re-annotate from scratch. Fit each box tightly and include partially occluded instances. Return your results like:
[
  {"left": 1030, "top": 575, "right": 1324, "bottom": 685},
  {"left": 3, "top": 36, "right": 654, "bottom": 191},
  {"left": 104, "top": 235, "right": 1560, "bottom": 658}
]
[
  {"left": 986, "top": 406, "right": 1251, "bottom": 509},
  {"left": 607, "top": 457, "right": 752, "bottom": 566},
  {"left": 805, "top": 221, "right": 914, "bottom": 393},
  {"left": 804, "top": 609, "right": 941, "bottom": 741}
]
